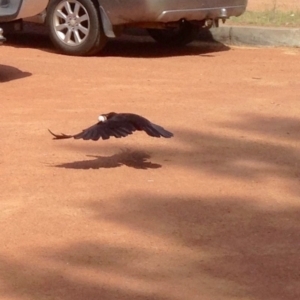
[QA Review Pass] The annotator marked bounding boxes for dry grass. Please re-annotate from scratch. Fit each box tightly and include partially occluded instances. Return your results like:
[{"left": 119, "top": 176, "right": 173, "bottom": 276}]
[
  {"left": 227, "top": 10, "right": 300, "bottom": 27},
  {"left": 247, "top": 0, "right": 300, "bottom": 12},
  {"left": 227, "top": 0, "right": 300, "bottom": 27}
]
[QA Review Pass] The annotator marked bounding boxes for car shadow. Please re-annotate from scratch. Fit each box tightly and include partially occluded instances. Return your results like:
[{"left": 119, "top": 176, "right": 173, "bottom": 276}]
[
  {"left": 5, "top": 23, "right": 230, "bottom": 58},
  {"left": 54, "top": 149, "right": 162, "bottom": 170},
  {"left": 0, "top": 64, "right": 32, "bottom": 82},
  {"left": 3, "top": 23, "right": 55, "bottom": 53},
  {"left": 100, "top": 28, "right": 230, "bottom": 58}
]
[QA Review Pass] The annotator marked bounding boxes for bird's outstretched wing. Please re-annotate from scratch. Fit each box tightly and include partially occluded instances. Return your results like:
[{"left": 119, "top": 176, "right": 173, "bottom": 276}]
[
  {"left": 49, "top": 121, "right": 135, "bottom": 141},
  {"left": 124, "top": 113, "right": 173, "bottom": 138},
  {"left": 49, "top": 113, "right": 173, "bottom": 141}
]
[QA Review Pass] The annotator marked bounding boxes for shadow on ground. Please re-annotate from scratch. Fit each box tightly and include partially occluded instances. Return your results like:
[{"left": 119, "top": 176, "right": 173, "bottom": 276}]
[
  {"left": 217, "top": 113, "right": 300, "bottom": 142},
  {"left": 0, "top": 194, "right": 299, "bottom": 300},
  {"left": 100, "top": 29, "right": 229, "bottom": 58},
  {"left": 57, "top": 114, "right": 300, "bottom": 191},
  {"left": 4, "top": 24, "right": 229, "bottom": 58},
  {"left": 1, "top": 113, "right": 299, "bottom": 299},
  {"left": 55, "top": 149, "right": 161, "bottom": 170},
  {"left": 3, "top": 23, "right": 54, "bottom": 52},
  {"left": 0, "top": 64, "right": 32, "bottom": 82}
]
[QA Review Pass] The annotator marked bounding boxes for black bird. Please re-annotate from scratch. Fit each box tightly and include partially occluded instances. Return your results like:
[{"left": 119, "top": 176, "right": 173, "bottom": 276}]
[{"left": 49, "top": 112, "right": 173, "bottom": 141}]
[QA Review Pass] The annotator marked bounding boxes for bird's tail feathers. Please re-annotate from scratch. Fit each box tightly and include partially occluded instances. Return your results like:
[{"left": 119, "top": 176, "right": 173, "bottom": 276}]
[{"left": 48, "top": 129, "right": 73, "bottom": 140}]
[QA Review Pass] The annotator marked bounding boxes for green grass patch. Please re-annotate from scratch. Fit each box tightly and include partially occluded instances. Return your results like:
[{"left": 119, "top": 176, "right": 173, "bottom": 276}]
[{"left": 227, "top": 10, "right": 300, "bottom": 27}]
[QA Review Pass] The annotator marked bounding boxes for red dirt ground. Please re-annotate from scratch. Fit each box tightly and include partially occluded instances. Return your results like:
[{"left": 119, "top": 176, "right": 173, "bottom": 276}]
[{"left": 1, "top": 28, "right": 300, "bottom": 300}]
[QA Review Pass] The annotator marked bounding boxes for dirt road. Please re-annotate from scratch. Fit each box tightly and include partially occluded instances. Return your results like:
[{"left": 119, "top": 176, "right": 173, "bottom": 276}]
[{"left": 1, "top": 31, "right": 300, "bottom": 300}]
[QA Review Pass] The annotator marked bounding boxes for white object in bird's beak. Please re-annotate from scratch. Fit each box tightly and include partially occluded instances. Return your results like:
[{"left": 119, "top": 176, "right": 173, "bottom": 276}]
[{"left": 98, "top": 115, "right": 107, "bottom": 122}]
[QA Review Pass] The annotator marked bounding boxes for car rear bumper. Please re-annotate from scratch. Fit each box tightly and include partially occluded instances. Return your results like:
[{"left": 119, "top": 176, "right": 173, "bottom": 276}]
[
  {"left": 157, "top": 5, "right": 246, "bottom": 22},
  {"left": 101, "top": 0, "right": 248, "bottom": 25}
]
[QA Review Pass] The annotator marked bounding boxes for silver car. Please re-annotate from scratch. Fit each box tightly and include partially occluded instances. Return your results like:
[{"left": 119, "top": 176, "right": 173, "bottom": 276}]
[{"left": 0, "top": 0, "right": 248, "bottom": 55}]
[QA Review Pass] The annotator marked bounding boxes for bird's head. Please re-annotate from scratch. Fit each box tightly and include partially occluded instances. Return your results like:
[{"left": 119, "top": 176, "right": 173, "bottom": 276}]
[
  {"left": 98, "top": 112, "right": 117, "bottom": 122},
  {"left": 98, "top": 115, "right": 107, "bottom": 122}
]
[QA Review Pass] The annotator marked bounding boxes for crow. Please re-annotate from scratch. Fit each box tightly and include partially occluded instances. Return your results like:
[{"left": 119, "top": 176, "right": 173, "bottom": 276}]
[{"left": 48, "top": 112, "right": 173, "bottom": 141}]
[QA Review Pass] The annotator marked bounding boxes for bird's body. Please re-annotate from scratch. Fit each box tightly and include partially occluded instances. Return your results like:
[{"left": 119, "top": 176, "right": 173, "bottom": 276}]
[{"left": 49, "top": 112, "right": 173, "bottom": 141}]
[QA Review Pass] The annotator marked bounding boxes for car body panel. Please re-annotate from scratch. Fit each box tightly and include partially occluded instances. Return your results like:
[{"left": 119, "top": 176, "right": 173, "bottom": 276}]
[
  {"left": 0, "top": 0, "right": 47, "bottom": 22},
  {"left": 1, "top": 0, "right": 248, "bottom": 25},
  {"left": 17, "top": 0, "right": 48, "bottom": 19},
  {"left": 0, "top": 0, "right": 24, "bottom": 22},
  {"left": 99, "top": 0, "right": 247, "bottom": 25},
  {"left": 0, "top": 0, "right": 248, "bottom": 55}
]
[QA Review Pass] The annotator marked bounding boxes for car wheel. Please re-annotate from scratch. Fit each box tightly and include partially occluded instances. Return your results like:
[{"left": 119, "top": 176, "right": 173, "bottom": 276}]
[
  {"left": 147, "top": 21, "right": 199, "bottom": 47},
  {"left": 46, "top": 0, "right": 107, "bottom": 56}
]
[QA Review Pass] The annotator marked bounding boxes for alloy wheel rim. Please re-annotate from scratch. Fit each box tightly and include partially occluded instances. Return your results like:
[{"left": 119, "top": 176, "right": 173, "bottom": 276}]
[{"left": 53, "top": 0, "right": 90, "bottom": 46}]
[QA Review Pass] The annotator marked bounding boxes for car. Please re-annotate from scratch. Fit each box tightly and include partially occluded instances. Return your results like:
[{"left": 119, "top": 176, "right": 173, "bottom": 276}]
[{"left": 0, "top": 0, "right": 248, "bottom": 56}]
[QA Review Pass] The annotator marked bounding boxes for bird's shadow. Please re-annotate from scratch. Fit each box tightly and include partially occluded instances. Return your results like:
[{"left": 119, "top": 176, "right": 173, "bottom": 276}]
[
  {"left": 0, "top": 64, "right": 32, "bottom": 82},
  {"left": 54, "top": 149, "right": 162, "bottom": 170}
]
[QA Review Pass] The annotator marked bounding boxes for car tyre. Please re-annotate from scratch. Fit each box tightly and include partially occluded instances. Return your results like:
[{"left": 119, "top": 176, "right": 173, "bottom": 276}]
[
  {"left": 46, "top": 0, "right": 107, "bottom": 56},
  {"left": 147, "top": 21, "right": 199, "bottom": 47}
]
